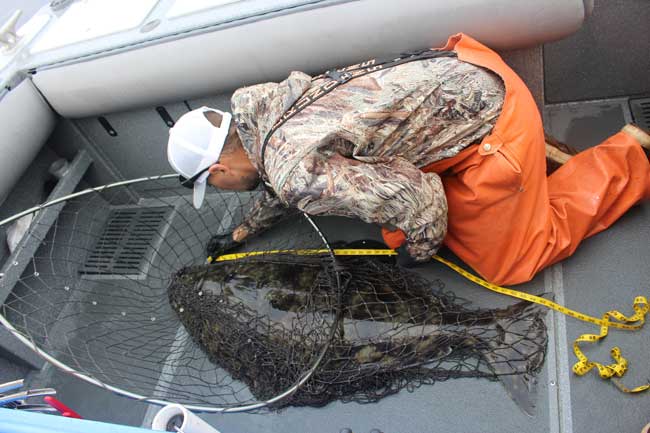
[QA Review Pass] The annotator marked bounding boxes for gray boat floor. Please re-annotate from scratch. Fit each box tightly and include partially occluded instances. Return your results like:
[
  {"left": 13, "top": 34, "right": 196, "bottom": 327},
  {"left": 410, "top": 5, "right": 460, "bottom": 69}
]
[
  {"left": 15, "top": 101, "right": 650, "bottom": 433},
  {"left": 4, "top": 3, "right": 650, "bottom": 432}
]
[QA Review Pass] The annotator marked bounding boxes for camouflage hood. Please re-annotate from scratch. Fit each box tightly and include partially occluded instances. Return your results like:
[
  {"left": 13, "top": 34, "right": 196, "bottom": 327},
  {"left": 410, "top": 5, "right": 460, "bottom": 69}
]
[
  {"left": 230, "top": 71, "right": 312, "bottom": 177},
  {"left": 228, "top": 58, "right": 504, "bottom": 261}
]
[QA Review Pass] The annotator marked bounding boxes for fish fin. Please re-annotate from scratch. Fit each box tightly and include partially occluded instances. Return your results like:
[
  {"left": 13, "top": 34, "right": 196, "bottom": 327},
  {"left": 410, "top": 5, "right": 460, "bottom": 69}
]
[
  {"left": 492, "top": 369, "right": 538, "bottom": 417},
  {"left": 483, "top": 302, "right": 547, "bottom": 416}
]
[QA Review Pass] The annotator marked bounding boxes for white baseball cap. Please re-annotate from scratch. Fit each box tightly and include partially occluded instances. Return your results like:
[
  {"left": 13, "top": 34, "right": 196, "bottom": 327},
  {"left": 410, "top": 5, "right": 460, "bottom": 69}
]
[{"left": 167, "top": 107, "right": 232, "bottom": 209}]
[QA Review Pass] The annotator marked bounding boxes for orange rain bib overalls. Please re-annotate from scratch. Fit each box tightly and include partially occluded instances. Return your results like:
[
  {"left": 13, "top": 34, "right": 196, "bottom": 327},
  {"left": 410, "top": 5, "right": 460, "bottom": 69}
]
[{"left": 383, "top": 33, "right": 650, "bottom": 286}]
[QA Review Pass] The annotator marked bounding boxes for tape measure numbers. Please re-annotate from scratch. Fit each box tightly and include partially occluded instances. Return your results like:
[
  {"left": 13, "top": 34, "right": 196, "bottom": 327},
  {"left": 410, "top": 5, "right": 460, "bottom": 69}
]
[
  {"left": 431, "top": 255, "right": 645, "bottom": 331},
  {"left": 209, "top": 248, "right": 397, "bottom": 263},
  {"left": 431, "top": 255, "right": 650, "bottom": 393},
  {"left": 211, "top": 248, "right": 649, "bottom": 392}
]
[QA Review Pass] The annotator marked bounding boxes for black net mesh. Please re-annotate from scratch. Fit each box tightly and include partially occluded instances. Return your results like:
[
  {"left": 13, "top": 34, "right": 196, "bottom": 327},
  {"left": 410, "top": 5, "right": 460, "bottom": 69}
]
[
  {"left": 0, "top": 177, "right": 337, "bottom": 410},
  {"left": 171, "top": 254, "right": 548, "bottom": 409},
  {"left": 0, "top": 177, "right": 547, "bottom": 411}
]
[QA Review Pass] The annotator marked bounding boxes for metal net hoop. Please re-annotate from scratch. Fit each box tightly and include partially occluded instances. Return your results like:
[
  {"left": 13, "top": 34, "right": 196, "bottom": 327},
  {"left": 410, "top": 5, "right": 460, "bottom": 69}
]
[{"left": 0, "top": 175, "right": 342, "bottom": 412}]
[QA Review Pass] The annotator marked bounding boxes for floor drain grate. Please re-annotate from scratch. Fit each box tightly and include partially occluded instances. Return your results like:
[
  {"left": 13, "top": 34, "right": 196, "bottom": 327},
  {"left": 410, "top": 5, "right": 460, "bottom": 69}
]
[
  {"left": 81, "top": 207, "right": 170, "bottom": 277},
  {"left": 630, "top": 98, "right": 650, "bottom": 130}
]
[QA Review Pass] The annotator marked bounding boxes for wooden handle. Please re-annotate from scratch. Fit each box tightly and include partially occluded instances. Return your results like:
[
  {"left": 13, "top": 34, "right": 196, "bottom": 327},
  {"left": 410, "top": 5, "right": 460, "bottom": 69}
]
[
  {"left": 545, "top": 142, "right": 572, "bottom": 165},
  {"left": 621, "top": 124, "right": 650, "bottom": 150}
]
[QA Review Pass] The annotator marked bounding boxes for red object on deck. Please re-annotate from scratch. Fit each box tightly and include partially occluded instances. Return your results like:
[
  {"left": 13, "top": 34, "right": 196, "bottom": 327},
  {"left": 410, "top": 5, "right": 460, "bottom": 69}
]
[{"left": 43, "top": 396, "right": 82, "bottom": 419}]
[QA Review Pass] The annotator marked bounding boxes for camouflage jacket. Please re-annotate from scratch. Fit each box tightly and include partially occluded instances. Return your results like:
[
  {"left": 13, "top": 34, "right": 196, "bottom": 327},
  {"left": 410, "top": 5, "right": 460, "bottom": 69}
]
[{"left": 231, "top": 56, "right": 505, "bottom": 260}]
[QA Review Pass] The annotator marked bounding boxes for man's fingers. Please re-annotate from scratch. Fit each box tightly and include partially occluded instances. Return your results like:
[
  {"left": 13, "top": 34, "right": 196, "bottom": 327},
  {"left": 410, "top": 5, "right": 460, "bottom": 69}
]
[
  {"left": 232, "top": 226, "right": 249, "bottom": 242},
  {"left": 396, "top": 244, "right": 420, "bottom": 268}
]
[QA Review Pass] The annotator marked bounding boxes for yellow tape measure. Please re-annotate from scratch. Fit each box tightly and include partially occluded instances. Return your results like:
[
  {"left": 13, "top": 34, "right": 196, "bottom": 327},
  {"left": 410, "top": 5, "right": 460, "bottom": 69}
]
[
  {"left": 210, "top": 248, "right": 649, "bottom": 392},
  {"left": 209, "top": 248, "right": 397, "bottom": 263},
  {"left": 431, "top": 254, "right": 650, "bottom": 393}
]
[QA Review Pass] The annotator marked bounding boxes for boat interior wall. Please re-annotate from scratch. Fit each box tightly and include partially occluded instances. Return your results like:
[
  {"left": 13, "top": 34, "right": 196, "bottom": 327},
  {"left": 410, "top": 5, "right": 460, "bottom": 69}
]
[
  {"left": 29, "top": 0, "right": 588, "bottom": 118},
  {"left": 0, "top": 80, "right": 57, "bottom": 206},
  {"left": 47, "top": 94, "right": 233, "bottom": 186},
  {"left": 46, "top": 46, "right": 545, "bottom": 186}
]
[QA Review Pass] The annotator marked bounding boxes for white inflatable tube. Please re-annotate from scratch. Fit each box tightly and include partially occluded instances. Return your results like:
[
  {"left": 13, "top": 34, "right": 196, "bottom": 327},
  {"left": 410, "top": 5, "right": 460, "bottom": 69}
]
[
  {"left": 32, "top": 0, "right": 590, "bottom": 117},
  {"left": 0, "top": 79, "right": 57, "bottom": 205}
]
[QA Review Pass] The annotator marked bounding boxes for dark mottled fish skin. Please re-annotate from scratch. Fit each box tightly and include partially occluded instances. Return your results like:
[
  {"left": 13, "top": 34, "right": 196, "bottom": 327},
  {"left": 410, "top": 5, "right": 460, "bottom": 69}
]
[{"left": 169, "top": 257, "right": 546, "bottom": 413}]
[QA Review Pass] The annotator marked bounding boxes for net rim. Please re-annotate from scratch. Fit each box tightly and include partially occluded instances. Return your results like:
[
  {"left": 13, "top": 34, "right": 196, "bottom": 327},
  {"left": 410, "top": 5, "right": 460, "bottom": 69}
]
[
  {"left": 0, "top": 177, "right": 343, "bottom": 413},
  {"left": 0, "top": 174, "right": 178, "bottom": 229}
]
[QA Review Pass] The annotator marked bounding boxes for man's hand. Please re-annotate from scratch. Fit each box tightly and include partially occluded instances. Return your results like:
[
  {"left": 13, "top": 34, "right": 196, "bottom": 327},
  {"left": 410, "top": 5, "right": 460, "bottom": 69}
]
[
  {"left": 206, "top": 233, "right": 240, "bottom": 259},
  {"left": 232, "top": 225, "right": 250, "bottom": 242},
  {"left": 396, "top": 244, "right": 420, "bottom": 268},
  {"left": 396, "top": 243, "right": 432, "bottom": 268}
]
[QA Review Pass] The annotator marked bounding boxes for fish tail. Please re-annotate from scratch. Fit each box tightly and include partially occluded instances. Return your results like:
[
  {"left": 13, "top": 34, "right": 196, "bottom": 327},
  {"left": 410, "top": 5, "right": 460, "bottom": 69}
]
[{"left": 481, "top": 302, "right": 547, "bottom": 416}]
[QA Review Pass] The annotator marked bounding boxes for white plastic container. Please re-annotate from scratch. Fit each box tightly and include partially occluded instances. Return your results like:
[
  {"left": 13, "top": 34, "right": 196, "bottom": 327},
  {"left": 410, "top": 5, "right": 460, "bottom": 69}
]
[{"left": 151, "top": 404, "right": 222, "bottom": 433}]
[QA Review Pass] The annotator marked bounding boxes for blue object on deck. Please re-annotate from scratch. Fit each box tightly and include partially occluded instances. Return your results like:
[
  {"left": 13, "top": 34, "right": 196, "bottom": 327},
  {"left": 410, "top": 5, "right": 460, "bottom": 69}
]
[{"left": 0, "top": 408, "right": 156, "bottom": 433}]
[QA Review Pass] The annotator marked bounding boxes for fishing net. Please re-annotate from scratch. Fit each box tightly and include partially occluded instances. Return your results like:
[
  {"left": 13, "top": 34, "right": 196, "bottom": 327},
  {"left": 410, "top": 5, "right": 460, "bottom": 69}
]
[
  {"left": 0, "top": 176, "right": 547, "bottom": 412},
  {"left": 171, "top": 254, "right": 548, "bottom": 410}
]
